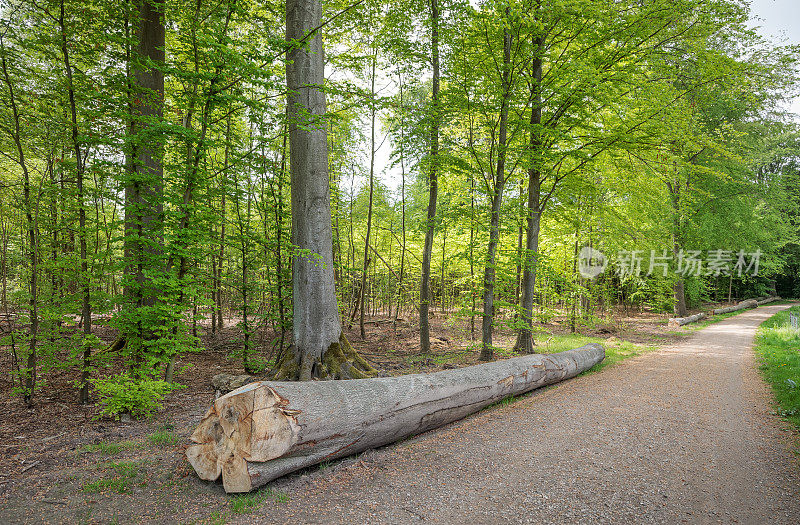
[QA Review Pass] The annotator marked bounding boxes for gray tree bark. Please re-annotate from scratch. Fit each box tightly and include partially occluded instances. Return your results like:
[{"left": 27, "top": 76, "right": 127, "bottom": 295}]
[
  {"left": 280, "top": 0, "right": 374, "bottom": 380},
  {"left": 668, "top": 312, "right": 706, "bottom": 327},
  {"left": 419, "top": 0, "right": 440, "bottom": 356},
  {"left": 187, "top": 344, "right": 605, "bottom": 492},
  {"left": 712, "top": 299, "right": 758, "bottom": 315},
  {"left": 480, "top": 9, "right": 513, "bottom": 361},
  {"left": 514, "top": 27, "right": 544, "bottom": 355}
]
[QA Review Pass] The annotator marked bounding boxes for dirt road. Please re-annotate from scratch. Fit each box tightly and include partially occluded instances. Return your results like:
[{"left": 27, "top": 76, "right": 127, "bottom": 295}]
[{"left": 237, "top": 304, "right": 800, "bottom": 524}]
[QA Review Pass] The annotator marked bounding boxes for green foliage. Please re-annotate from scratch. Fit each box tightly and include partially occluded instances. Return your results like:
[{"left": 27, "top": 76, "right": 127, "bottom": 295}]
[
  {"left": 229, "top": 488, "right": 289, "bottom": 513},
  {"left": 755, "top": 306, "right": 800, "bottom": 428},
  {"left": 90, "top": 373, "right": 182, "bottom": 420},
  {"left": 81, "top": 440, "right": 139, "bottom": 455},
  {"left": 82, "top": 460, "right": 141, "bottom": 494},
  {"left": 147, "top": 427, "right": 180, "bottom": 447}
]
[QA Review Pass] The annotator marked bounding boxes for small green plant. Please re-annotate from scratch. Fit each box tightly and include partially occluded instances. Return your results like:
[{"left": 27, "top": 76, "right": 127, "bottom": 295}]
[
  {"left": 230, "top": 488, "right": 289, "bottom": 513},
  {"left": 83, "top": 477, "right": 130, "bottom": 494},
  {"left": 230, "top": 492, "right": 263, "bottom": 514},
  {"left": 82, "top": 460, "right": 141, "bottom": 494},
  {"left": 81, "top": 440, "right": 138, "bottom": 455},
  {"left": 147, "top": 428, "right": 180, "bottom": 447},
  {"left": 106, "top": 461, "right": 139, "bottom": 478},
  {"left": 205, "top": 511, "right": 226, "bottom": 525},
  {"left": 90, "top": 373, "right": 182, "bottom": 419}
]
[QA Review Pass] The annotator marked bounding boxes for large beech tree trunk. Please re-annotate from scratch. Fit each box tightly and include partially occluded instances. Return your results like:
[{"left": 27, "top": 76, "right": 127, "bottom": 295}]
[
  {"left": 187, "top": 344, "right": 605, "bottom": 493},
  {"left": 285, "top": 0, "right": 340, "bottom": 372},
  {"left": 514, "top": 26, "right": 544, "bottom": 355},
  {"left": 278, "top": 0, "right": 374, "bottom": 380},
  {"left": 123, "top": 0, "right": 165, "bottom": 362}
]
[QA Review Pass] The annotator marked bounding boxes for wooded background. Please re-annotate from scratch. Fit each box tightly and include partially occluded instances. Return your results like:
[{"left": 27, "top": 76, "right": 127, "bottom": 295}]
[{"left": 0, "top": 0, "right": 798, "bottom": 414}]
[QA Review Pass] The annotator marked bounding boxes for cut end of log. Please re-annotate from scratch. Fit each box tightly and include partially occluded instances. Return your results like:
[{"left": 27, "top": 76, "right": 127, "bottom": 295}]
[{"left": 186, "top": 383, "right": 300, "bottom": 493}]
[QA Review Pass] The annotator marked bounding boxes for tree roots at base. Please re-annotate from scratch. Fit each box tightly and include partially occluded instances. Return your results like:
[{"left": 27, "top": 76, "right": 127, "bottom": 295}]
[{"left": 272, "top": 333, "right": 377, "bottom": 381}]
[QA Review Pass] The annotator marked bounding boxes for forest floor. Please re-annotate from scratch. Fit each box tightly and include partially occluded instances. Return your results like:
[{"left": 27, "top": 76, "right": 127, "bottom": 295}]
[{"left": 0, "top": 303, "right": 798, "bottom": 523}]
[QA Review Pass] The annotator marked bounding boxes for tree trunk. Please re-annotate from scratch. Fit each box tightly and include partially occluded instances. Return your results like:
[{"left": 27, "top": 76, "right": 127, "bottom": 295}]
[
  {"left": 393, "top": 75, "right": 407, "bottom": 328},
  {"left": 123, "top": 0, "right": 165, "bottom": 362},
  {"left": 187, "top": 344, "right": 605, "bottom": 493},
  {"left": 270, "top": 128, "right": 288, "bottom": 354},
  {"left": 668, "top": 312, "right": 706, "bottom": 327},
  {"left": 711, "top": 298, "right": 759, "bottom": 315},
  {"left": 514, "top": 178, "right": 524, "bottom": 311},
  {"left": 469, "top": 173, "right": 476, "bottom": 339},
  {"left": 419, "top": 0, "right": 440, "bottom": 356},
  {"left": 58, "top": 1, "right": 92, "bottom": 403},
  {"left": 673, "top": 278, "right": 687, "bottom": 318},
  {"left": 1, "top": 43, "right": 39, "bottom": 405},
  {"left": 280, "top": 0, "right": 375, "bottom": 380},
  {"left": 479, "top": 10, "right": 513, "bottom": 361},
  {"left": 514, "top": 23, "right": 544, "bottom": 355},
  {"left": 359, "top": 46, "right": 377, "bottom": 340},
  {"left": 217, "top": 127, "right": 228, "bottom": 331}
]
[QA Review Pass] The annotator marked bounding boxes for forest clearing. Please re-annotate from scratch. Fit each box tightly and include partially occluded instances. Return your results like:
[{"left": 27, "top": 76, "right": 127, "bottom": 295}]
[{"left": 1, "top": 0, "right": 799, "bottom": 521}]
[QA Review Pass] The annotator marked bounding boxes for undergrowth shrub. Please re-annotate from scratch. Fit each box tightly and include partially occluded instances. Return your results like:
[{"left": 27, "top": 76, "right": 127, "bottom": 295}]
[{"left": 90, "top": 373, "right": 181, "bottom": 419}]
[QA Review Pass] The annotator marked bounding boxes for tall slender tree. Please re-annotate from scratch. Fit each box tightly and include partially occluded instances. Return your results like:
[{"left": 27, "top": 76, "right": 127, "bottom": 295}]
[{"left": 419, "top": 0, "right": 440, "bottom": 356}]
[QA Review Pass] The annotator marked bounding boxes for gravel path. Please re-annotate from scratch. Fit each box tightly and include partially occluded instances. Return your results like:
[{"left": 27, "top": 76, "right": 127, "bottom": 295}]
[{"left": 239, "top": 304, "right": 800, "bottom": 524}]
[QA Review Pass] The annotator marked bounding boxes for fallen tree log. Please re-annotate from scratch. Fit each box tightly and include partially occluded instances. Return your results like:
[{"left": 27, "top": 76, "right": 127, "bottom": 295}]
[
  {"left": 712, "top": 298, "right": 758, "bottom": 315},
  {"left": 212, "top": 373, "right": 258, "bottom": 395},
  {"left": 668, "top": 312, "right": 707, "bottom": 327},
  {"left": 757, "top": 296, "right": 780, "bottom": 306},
  {"left": 186, "top": 344, "right": 605, "bottom": 493}
]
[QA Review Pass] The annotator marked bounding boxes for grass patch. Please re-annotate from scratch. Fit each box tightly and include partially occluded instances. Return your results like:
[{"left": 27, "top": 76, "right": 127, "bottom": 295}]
[
  {"left": 82, "top": 477, "right": 131, "bottom": 494},
  {"left": 147, "top": 428, "right": 180, "bottom": 447},
  {"left": 230, "top": 488, "right": 289, "bottom": 514},
  {"left": 105, "top": 460, "right": 140, "bottom": 478},
  {"left": 82, "top": 461, "right": 141, "bottom": 494},
  {"left": 538, "top": 333, "right": 653, "bottom": 374},
  {"left": 754, "top": 305, "right": 800, "bottom": 429},
  {"left": 487, "top": 394, "right": 518, "bottom": 409},
  {"left": 205, "top": 511, "right": 226, "bottom": 525},
  {"left": 81, "top": 440, "right": 138, "bottom": 455}
]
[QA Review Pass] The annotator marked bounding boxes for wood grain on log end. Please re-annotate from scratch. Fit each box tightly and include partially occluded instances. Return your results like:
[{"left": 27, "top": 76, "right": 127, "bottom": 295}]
[{"left": 186, "top": 383, "right": 300, "bottom": 493}]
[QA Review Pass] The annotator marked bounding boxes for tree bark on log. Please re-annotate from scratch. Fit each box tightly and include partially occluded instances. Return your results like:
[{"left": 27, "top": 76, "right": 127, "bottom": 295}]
[
  {"left": 712, "top": 298, "right": 758, "bottom": 315},
  {"left": 756, "top": 296, "right": 779, "bottom": 306},
  {"left": 187, "top": 344, "right": 605, "bottom": 493},
  {"left": 668, "top": 312, "right": 707, "bottom": 327}
]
